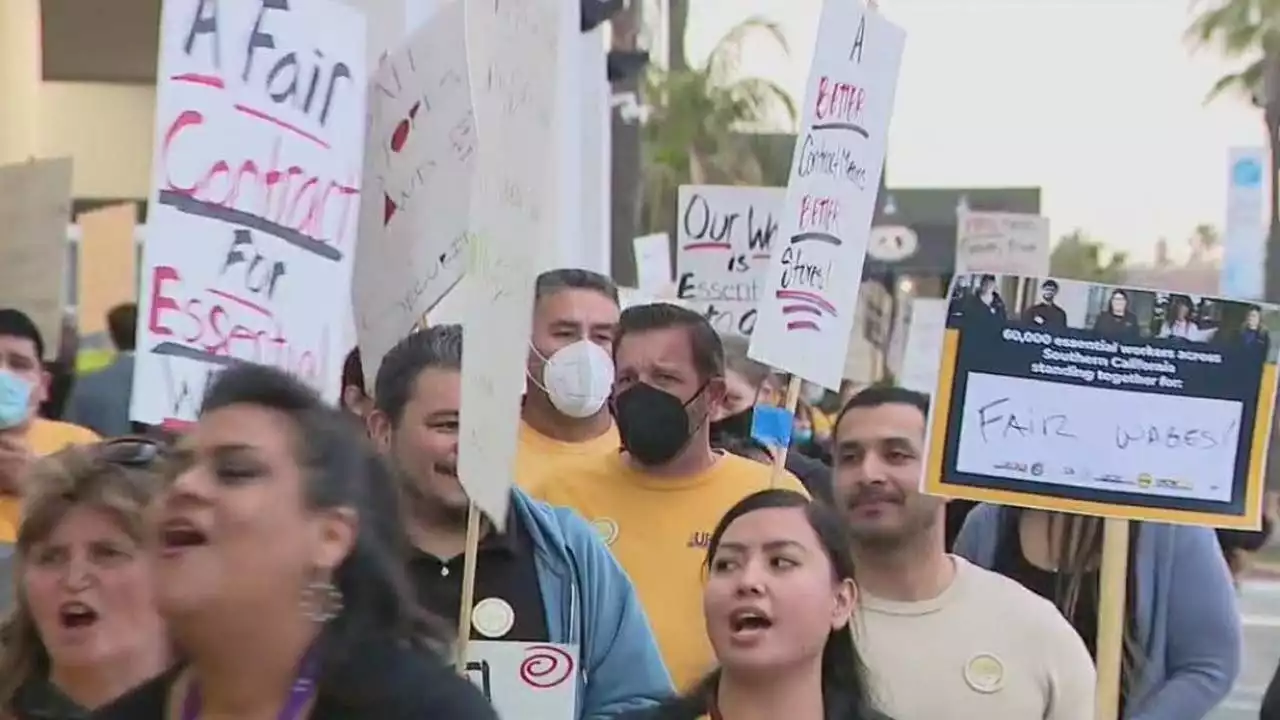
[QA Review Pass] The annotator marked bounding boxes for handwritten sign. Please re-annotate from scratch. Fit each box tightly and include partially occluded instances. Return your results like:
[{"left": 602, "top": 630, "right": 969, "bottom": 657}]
[
  {"left": 898, "top": 298, "right": 947, "bottom": 394},
  {"left": 352, "top": 1, "right": 475, "bottom": 390},
  {"left": 633, "top": 233, "right": 673, "bottom": 294},
  {"left": 748, "top": 6, "right": 905, "bottom": 389},
  {"left": 925, "top": 274, "right": 1280, "bottom": 528},
  {"left": 130, "top": 0, "right": 366, "bottom": 426},
  {"left": 458, "top": 0, "right": 563, "bottom": 528},
  {"left": 464, "top": 641, "right": 578, "bottom": 720},
  {"left": 77, "top": 204, "right": 139, "bottom": 343},
  {"left": 956, "top": 211, "right": 1050, "bottom": 276},
  {"left": 676, "top": 185, "right": 783, "bottom": 336},
  {"left": 0, "top": 159, "right": 72, "bottom": 360}
]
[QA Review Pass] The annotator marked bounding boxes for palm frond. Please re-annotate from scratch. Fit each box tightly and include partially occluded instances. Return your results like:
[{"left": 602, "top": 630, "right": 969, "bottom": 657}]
[
  {"left": 1185, "top": 0, "right": 1269, "bottom": 57},
  {"left": 1204, "top": 58, "right": 1264, "bottom": 102},
  {"left": 706, "top": 17, "right": 790, "bottom": 85}
]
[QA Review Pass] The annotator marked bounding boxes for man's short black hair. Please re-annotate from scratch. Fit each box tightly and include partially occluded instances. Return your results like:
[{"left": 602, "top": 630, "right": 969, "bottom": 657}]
[
  {"left": 106, "top": 303, "right": 138, "bottom": 352},
  {"left": 342, "top": 348, "right": 365, "bottom": 394},
  {"left": 535, "top": 268, "right": 619, "bottom": 306},
  {"left": 1041, "top": 280, "right": 1059, "bottom": 291},
  {"left": 835, "top": 384, "right": 930, "bottom": 433},
  {"left": 614, "top": 303, "right": 723, "bottom": 381},
  {"left": 373, "top": 325, "right": 463, "bottom": 425},
  {"left": 0, "top": 308, "right": 44, "bottom": 360}
]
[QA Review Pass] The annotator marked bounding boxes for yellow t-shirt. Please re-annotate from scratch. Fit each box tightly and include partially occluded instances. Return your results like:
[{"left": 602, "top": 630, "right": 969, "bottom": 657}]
[
  {"left": 533, "top": 450, "right": 809, "bottom": 690},
  {"left": 0, "top": 419, "right": 100, "bottom": 542},
  {"left": 515, "top": 420, "right": 620, "bottom": 494}
]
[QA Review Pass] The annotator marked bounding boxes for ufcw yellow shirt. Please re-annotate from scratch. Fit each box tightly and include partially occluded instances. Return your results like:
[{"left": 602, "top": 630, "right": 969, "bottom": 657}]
[
  {"left": 533, "top": 450, "right": 809, "bottom": 691},
  {"left": 515, "top": 420, "right": 620, "bottom": 495},
  {"left": 0, "top": 419, "right": 101, "bottom": 542}
]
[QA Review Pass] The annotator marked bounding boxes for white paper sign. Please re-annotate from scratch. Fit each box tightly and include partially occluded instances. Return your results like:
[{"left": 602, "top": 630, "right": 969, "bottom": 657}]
[
  {"left": 352, "top": 2, "right": 476, "bottom": 390},
  {"left": 749, "top": 6, "right": 905, "bottom": 389},
  {"left": 464, "top": 641, "right": 578, "bottom": 720},
  {"left": 898, "top": 298, "right": 947, "bottom": 394},
  {"left": 633, "top": 233, "right": 673, "bottom": 293},
  {"left": 131, "top": 0, "right": 366, "bottom": 425},
  {"left": 0, "top": 158, "right": 72, "bottom": 360},
  {"left": 458, "top": 0, "right": 562, "bottom": 528},
  {"left": 676, "top": 185, "right": 784, "bottom": 337},
  {"left": 956, "top": 211, "right": 1051, "bottom": 276}
]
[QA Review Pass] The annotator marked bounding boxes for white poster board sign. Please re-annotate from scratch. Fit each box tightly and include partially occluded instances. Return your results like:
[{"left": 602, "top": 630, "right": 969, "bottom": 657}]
[
  {"left": 675, "top": 185, "right": 783, "bottom": 336},
  {"left": 633, "top": 233, "right": 673, "bottom": 293},
  {"left": 898, "top": 298, "right": 946, "bottom": 394},
  {"left": 749, "top": 7, "right": 905, "bottom": 389},
  {"left": 464, "top": 641, "right": 578, "bottom": 719},
  {"left": 0, "top": 158, "right": 72, "bottom": 360},
  {"left": 956, "top": 211, "right": 1050, "bottom": 276},
  {"left": 132, "top": 0, "right": 366, "bottom": 425},
  {"left": 353, "top": 2, "right": 475, "bottom": 390},
  {"left": 458, "top": 0, "right": 562, "bottom": 527},
  {"left": 926, "top": 273, "right": 1280, "bottom": 529}
]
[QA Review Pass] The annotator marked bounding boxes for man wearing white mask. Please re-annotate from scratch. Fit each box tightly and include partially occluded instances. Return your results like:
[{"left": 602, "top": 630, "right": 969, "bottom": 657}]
[{"left": 517, "top": 269, "right": 621, "bottom": 494}]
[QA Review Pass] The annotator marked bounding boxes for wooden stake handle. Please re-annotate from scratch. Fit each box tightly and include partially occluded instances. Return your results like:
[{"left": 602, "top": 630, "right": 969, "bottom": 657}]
[
  {"left": 1094, "top": 517, "right": 1130, "bottom": 719},
  {"left": 453, "top": 504, "right": 483, "bottom": 673}
]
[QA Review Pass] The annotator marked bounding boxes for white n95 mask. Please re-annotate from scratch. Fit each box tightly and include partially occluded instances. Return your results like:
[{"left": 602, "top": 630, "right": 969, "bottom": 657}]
[{"left": 536, "top": 340, "right": 615, "bottom": 419}]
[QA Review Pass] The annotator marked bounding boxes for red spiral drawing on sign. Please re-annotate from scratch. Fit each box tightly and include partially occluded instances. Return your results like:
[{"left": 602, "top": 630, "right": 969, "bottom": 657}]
[{"left": 519, "top": 645, "right": 575, "bottom": 689}]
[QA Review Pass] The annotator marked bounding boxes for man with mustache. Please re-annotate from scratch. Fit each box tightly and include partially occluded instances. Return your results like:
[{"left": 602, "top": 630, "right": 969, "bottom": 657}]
[
  {"left": 368, "top": 325, "right": 671, "bottom": 718},
  {"left": 832, "top": 386, "right": 1094, "bottom": 720}
]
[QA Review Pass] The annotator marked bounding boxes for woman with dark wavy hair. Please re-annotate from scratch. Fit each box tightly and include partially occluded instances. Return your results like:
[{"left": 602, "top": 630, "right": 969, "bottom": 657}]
[
  {"left": 93, "top": 364, "right": 494, "bottom": 720},
  {"left": 623, "top": 489, "right": 890, "bottom": 720}
]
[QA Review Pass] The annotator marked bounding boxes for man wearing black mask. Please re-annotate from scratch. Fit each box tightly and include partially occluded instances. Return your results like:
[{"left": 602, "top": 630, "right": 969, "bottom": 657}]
[{"left": 533, "top": 303, "right": 808, "bottom": 691}]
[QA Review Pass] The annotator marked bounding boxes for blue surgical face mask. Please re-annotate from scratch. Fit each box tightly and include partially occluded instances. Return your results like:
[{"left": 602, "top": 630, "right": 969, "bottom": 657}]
[
  {"left": 793, "top": 427, "right": 814, "bottom": 445},
  {"left": 0, "top": 370, "right": 32, "bottom": 430}
]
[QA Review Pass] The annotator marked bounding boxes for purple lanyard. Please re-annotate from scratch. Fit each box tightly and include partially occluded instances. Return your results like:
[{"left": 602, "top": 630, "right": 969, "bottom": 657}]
[{"left": 180, "top": 647, "right": 320, "bottom": 720}]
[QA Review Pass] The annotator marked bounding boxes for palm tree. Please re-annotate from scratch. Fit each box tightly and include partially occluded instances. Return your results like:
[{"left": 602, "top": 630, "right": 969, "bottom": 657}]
[
  {"left": 1049, "top": 230, "right": 1129, "bottom": 283},
  {"left": 1189, "top": 222, "right": 1222, "bottom": 264},
  {"left": 1187, "top": 0, "right": 1280, "bottom": 298},
  {"left": 640, "top": 16, "right": 798, "bottom": 235},
  {"left": 668, "top": 0, "right": 690, "bottom": 71}
]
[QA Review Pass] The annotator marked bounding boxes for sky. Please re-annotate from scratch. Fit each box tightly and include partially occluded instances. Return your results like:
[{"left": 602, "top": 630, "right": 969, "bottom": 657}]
[{"left": 677, "top": 0, "right": 1270, "bottom": 263}]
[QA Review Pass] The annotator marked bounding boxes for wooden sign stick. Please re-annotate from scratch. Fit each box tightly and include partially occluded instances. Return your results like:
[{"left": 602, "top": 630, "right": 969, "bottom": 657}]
[
  {"left": 453, "top": 502, "right": 484, "bottom": 673},
  {"left": 1093, "top": 518, "right": 1130, "bottom": 719}
]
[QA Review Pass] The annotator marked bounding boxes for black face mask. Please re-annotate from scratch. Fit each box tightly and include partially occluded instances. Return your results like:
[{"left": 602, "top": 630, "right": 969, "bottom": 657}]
[
  {"left": 613, "top": 382, "right": 706, "bottom": 466},
  {"left": 710, "top": 407, "right": 753, "bottom": 442}
]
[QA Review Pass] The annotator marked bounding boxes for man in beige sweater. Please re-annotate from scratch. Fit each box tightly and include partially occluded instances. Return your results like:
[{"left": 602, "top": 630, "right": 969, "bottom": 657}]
[{"left": 834, "top": 386, "right": 1095, "bottom": 720}]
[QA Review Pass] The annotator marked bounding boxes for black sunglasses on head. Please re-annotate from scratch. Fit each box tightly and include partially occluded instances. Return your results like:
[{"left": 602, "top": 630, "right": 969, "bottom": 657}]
[{"left": 96, "top": 436, "right": 163, "bottom": 468}]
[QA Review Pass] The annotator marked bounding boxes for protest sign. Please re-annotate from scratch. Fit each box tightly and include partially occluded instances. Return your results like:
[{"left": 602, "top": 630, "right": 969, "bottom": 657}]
[
  {"left": 898, "top": 298, "right": 947, "bottom": 394},
  {"left": 77, "top": 204, "right": 138, "bottom": 342},
  {"left": 924, "top": 273, "right": 1279, "bottom": 529},
  {"left": 675, "top": 185, "right": 783, "bottom": 336},
  {"left": 464, "top": 641, "right": 578, "bottom": 719},
  {"left": 956, "top": 211, "right": 1050, "bottom": 276},
  {"left": 352, "top": 1, "right": 475, "bottom": 390},
  {"left": 458, "top": 0, "right": 563, "bottom": 527},
  {"left": 131, "top": 0, "right": 366, "bottom": 426},
  {"left": 748, "top": 6, "right": 905, "bottom": 389},
  {"left": 0, "top": 158, "right": 72, "bottom": 359},
  {"left": 633, "top": 233, "right": 673, "bottom": 294}
]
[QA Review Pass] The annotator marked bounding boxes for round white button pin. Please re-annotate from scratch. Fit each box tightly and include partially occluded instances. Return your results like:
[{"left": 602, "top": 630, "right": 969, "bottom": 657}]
[{"left": 471, "top": 597, "right": 515, "bottom": 639}]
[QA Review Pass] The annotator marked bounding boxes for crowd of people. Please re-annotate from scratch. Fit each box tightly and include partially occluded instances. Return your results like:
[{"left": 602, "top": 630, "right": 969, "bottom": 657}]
[{"left": 0, "top": 267, "right": 1273, "bottom": 719}]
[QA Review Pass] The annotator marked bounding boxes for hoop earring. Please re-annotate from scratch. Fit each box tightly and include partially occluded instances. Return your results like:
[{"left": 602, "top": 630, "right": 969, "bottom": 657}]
[{"left": 300, "top": 575, "right": 344, "bottom": 624}]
